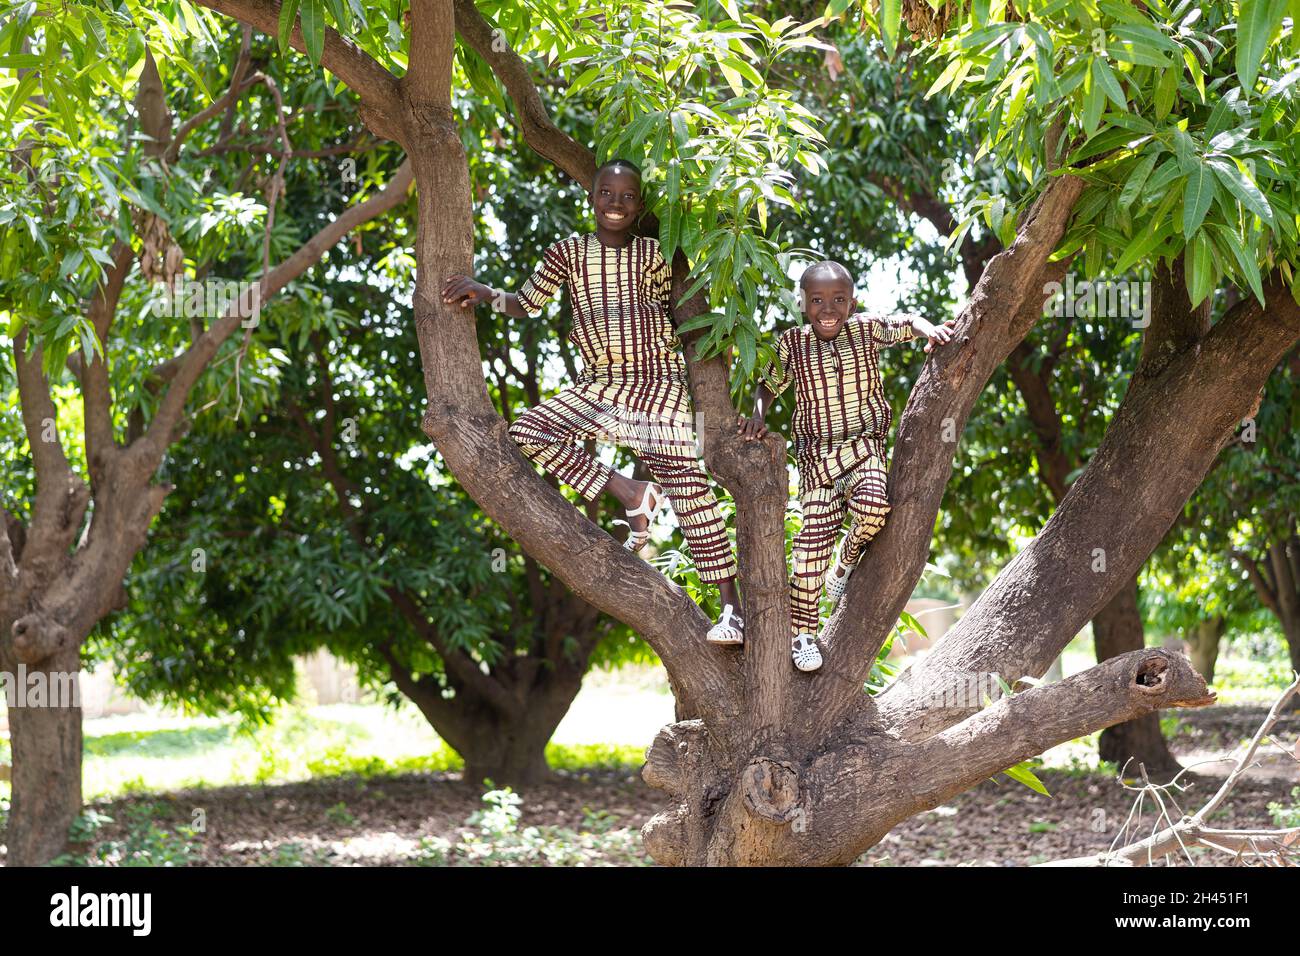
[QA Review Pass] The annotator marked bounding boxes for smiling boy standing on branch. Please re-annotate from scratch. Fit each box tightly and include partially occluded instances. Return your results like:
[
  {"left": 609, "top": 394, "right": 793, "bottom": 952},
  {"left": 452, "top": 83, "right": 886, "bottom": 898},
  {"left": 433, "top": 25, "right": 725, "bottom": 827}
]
[
  {"left": 738, "top": 260, "right": 958, "bottom": 672},
  {"left": 442, "top": 158, "right": 747, "bottom": 644}
]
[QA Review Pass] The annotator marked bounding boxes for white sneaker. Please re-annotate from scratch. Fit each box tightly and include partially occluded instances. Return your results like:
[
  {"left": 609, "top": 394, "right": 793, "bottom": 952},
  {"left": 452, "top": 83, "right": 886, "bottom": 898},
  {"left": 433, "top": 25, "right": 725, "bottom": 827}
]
[
  {"left": 706, "top": 603, "right": 744, "bottom": 644},
  {"left": 791, "top": 633, "right": 823, "bottom": 672},
  {"left": 824, "top": 556, "right": 853, "bottom": 605}
]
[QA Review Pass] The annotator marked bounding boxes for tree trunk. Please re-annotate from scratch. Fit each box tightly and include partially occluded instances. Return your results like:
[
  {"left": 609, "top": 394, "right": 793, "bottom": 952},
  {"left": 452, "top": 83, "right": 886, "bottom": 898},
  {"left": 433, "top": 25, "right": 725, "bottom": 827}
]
[
  {"left": 1091, "top": 577, "right": 1181, "bottom": 775},
  {"left": 394, "top": 651, "right": 587, "bottom": 789},
  {"left": 0, "top": 636, "right": 82, "bottom": 866},
  {"left": 1184, "top": 617, "right": 1225, "bottom": 685}
]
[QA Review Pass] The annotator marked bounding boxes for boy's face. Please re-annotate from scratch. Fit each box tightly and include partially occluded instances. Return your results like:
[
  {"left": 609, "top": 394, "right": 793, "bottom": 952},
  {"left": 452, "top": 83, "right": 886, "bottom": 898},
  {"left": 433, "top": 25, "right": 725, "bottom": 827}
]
[
  {"left": 591, "top": 168, "right": 642, "bottom": 235},
  {"left": 802, "top": 273, "right": 854, "bottom": 341}
]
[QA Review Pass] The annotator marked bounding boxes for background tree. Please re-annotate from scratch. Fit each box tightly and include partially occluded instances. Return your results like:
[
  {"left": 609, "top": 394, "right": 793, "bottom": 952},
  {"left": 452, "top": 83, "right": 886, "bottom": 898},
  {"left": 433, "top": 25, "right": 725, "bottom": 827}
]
[{"left": 0, "top": 5, "right": 412, "bottom": 864}]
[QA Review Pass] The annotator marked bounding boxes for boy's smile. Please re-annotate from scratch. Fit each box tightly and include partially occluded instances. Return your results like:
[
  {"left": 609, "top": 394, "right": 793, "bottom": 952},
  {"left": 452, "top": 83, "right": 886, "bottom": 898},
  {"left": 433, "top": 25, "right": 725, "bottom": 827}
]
[
  {"left": 592, "top": 167, "right": 642, "bottom": 245},
  {"left": 802, "top": 272, "right": 855, "bottom": 341}
]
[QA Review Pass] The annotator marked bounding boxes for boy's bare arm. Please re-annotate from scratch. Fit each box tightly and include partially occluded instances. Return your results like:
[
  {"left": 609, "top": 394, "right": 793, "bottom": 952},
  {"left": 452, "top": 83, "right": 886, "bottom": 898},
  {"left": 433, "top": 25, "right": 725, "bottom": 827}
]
[
  {"left": 441, "top": 274, "right": 530, "bottom": 318},
  {"left": 911, "top": 316, "right": 959, "bottom": 353},
  {"left": 737, "top": 384, "right": 777, "bottom": 441}
]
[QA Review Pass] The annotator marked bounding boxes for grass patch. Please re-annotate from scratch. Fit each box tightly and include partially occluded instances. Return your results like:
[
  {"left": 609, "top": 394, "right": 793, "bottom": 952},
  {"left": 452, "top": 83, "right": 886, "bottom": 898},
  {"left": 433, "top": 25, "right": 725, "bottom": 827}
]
[{"left": 69, "top": 704, "right": 647, "bottom": 800}]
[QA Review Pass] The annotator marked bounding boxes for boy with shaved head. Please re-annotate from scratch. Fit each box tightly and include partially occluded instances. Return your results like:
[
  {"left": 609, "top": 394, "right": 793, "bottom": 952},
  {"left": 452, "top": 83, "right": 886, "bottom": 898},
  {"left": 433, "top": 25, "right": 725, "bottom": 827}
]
[
  {"left": 738, "top": 260, "right": 958, "bottom": 671},
  {"left": 443, "top": 159, "right": 746, "bottom": 645}
]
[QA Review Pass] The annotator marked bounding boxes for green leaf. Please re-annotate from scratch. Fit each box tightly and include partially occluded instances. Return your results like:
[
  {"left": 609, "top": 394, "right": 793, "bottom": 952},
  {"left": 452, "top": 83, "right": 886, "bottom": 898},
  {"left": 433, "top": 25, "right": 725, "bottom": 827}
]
[
  {"left": 1118, "top": 151, "right": 1159, "bottom": 209},
  {"left": 1108, "top": 42, "right": 1173, "bottom": 69},
  {"left": 1091, "top": 58, "right": 1126, "bottom": 111},
  {"left": 1184, "top": 231, "right": 1214, "bottom": 306},
  {"left": 899, "top": 610, "right": 929, "bottom": 639},
  {"left": 1154, "top": 60, "right": 1178, "bottom": 120},
  {"left": 1181, "top": 162, "right": 1214, "bottom": 239},
  {"left": 1182, "top": 47, "right": 1205, "bottom": 102},
  {"left": 1236, "top": 0, "right": 1288, "bottom": 97},
  {"left": 1083, "top": 76, "right": 1104, "bottom": 135},
  {"left": 1210, "top": 224, "right": 1265, "bottom": 305},
  {"left": 4, "top": 70, "right": 40, "bottom": 123},
  {"left": 1207, "top": 157, "right": 1275, "bottom": 227},
  {"left": 1002, "top": 761, "right": 1051, "bottom": 796},
  {"left": 566, "top": 64, "right": 602, "bottom": 96},
  {"left": 300, "top": 0, "right": 324, "bottom": 67},
  {"left": 880, "top": 0, "right": 901, "bottom": 58},
  {"left": 718, "top": 60, "right": 744, "bottom": 97},
  {"left": 1064, "top": 127, "right": 1148, "bottom": 166},
  {"left": 1115, "top": 190, "right": 1179, "bottom": 272},
  {"left": 278, "top": 0, "right": 301, "bottom": 56}
]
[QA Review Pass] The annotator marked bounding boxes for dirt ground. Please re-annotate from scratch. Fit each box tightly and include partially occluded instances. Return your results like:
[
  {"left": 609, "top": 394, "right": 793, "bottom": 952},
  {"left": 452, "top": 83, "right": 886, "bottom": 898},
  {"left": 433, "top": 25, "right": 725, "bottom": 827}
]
[{"left": 72, "top": 705, "right": 1300, "bottom": 866}]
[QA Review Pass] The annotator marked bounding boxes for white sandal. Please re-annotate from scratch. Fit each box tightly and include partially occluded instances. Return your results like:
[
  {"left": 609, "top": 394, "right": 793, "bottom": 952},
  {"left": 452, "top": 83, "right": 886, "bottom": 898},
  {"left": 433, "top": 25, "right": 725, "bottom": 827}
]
[
  {"left": 619, "top": 482, "right": 666, "bottom": 552},
  {"left": 824, "top": 556, "right": 854, "bottom": 605},
  {"left": 792, "top": 633, "right": 823, "bottom": 672},
  {"left": 706, "top": 603, "right": 744, "bottom": 644}
]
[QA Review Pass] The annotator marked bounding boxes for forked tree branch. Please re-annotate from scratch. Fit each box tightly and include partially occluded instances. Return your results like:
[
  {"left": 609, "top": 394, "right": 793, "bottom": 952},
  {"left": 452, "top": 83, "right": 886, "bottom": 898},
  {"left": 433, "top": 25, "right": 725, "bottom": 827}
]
[{"left": 452, "top": 0, "right": 595, "bottom": 187}]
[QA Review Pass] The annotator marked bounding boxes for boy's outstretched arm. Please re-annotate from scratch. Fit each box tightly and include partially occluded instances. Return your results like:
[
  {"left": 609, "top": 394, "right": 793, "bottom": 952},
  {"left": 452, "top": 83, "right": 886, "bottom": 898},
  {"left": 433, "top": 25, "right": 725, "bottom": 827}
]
[
  {"left": 737, "top": 384, "right": 777, "bottom": 441},
  {"left": 911, "top": 316, "right": 959, "bottom": 353},
  {"left": 441, "top": 274, "right": 530, "bottom": 318}
]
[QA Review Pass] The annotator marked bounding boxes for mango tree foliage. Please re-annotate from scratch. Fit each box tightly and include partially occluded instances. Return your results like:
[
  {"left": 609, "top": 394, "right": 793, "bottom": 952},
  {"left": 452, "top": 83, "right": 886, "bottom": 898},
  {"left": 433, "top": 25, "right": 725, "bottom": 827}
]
[{"left": 913, "top": 0, "right": 1300, "bottom": 308}]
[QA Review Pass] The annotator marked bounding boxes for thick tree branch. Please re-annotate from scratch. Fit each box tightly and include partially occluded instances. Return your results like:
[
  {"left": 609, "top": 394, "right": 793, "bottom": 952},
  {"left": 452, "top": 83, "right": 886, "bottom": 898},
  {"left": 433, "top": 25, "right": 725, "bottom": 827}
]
[
  {"left": 405, "top": 0, "right": 455, "bottom": 109},
  {"left": 191, "top": 0, "right": 406, "bottom": 141},
  {"left": 1042, "top": 675, "right": 1299, "bottom": 866},
  {"left": 664, "top": 648, "right": 1212, "bottom": 866},
  {"left": 0, "top": 506, "right": 18, "bottom": 598},
  {"left": 1007, "top": 338, "right": 1072, "bottom": 501},
  {"left": 12, "top": 331, "right": 91, "bottom": 574},
  {"left": 1233, "top": 547, "right": 1281, "bottom": 618},
  {"left": 866, "top": 172, "right": 995, "bottom": 287},
  {"left": 1269, "top": 539, "right": 1300, "bottom": 627},
  {"left": 1138, "top": 253, "right": 1210, "bottom": 376},
  {"left": 376, "top": 640, "right": 462, "bottom": 731},
  {"left": 880, "top": 275, "right": 1300, "bottom": 740}
]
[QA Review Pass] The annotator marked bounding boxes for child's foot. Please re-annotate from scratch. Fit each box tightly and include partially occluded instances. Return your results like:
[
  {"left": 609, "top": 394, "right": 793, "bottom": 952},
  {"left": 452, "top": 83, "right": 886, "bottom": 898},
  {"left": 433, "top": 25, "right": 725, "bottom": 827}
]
[
  {"left": 792, "top": 633, "right": 823, "bottom": 672},
  {"left": 612, "top": 479, "right": 665, "bottom": 552},
  {"left": 706, "top": 603, "right": 744, "bottom": 644},
  {"left": 825, "top": 557, "right": 854, "bottom": 605}
]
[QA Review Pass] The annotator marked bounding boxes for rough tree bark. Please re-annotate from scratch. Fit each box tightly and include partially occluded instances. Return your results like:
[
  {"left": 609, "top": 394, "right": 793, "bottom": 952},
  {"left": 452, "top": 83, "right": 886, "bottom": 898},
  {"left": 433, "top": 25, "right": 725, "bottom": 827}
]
[
  {"left": 1, "top": 33, "right": 414, "bottom": 863},
  {"left": 187, "top": 0, "right": 1300, "bottom": 865},
  {"left": 1004, "top": 256, "right": 1210, "bottom": 775}
]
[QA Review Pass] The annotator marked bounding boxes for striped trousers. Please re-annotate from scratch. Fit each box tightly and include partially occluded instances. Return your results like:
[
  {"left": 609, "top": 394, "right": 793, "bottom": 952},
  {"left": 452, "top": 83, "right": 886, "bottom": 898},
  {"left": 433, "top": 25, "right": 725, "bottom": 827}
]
[
  {"left": 790, "top": 455, "right": 891, "bottom": 635},
  {"left": 508, "top": 380, "right": 738, "bottom": 583}
]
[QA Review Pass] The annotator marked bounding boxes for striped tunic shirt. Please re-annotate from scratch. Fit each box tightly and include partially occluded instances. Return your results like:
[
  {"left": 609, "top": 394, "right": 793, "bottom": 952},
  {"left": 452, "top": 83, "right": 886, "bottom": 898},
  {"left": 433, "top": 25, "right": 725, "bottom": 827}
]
[
  {"left": 764, "top": 313, "right": 918, "bottom": 489},
  {"left": 516, "top": 233, "right": 689, "bottom": 413}
]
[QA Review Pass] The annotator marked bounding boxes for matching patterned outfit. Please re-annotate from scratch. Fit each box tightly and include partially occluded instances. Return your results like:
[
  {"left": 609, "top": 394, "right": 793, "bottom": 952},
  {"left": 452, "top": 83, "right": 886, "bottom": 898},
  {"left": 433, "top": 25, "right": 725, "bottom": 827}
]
[
  {"left": 763, "top": 313, "right": 919, "bottom": 634},
  {"left": 507, "top": 233, "right": 738, "bottom": 583}
]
